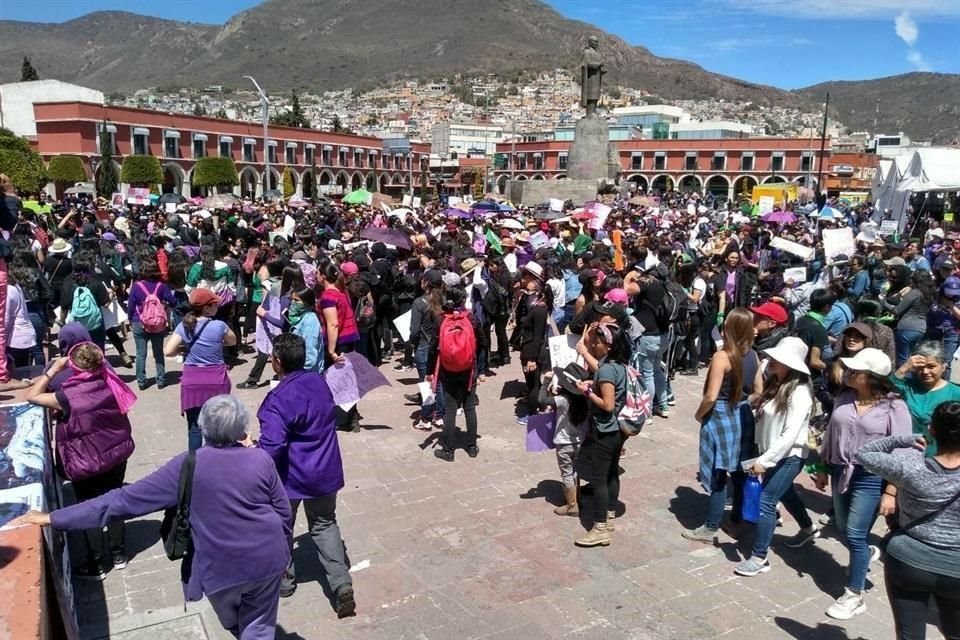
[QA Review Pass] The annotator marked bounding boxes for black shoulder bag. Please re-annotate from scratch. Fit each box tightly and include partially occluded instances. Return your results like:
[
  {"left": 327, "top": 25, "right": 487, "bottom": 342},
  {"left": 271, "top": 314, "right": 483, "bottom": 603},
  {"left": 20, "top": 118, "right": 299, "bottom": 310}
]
[
  {"left": 159, "top": 450, "right": 197, "bottom": 581},
  {"left": 183, "top": 318, "right": 212, "bottom": 355}
]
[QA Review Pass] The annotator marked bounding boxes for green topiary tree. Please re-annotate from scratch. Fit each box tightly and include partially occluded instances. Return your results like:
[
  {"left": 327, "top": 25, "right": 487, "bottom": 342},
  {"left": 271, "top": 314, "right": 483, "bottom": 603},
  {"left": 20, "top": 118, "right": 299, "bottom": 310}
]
[
  {"left": 46, "top": 155, "right": 87, "bottom": 185},
  {"left": 302, "top": 169, "right": 315, "bottom": 199},
  {"left": 96, "top": 124, "right": 119, "bottom": 197},
  {"left": 21, "top": 57, "right": 39, "bottom": 82},
  {"left": 191, "top": 157, "right": 239, "bottom": 193},
  {"left": 0, "top": 127, "right": 47, "bottom": 193},
  {"left": 120, "top": 155, "right": 163, "bottom": 187},
  {"left": 282, "top": 167, "right": 295, "bottom": 199}
]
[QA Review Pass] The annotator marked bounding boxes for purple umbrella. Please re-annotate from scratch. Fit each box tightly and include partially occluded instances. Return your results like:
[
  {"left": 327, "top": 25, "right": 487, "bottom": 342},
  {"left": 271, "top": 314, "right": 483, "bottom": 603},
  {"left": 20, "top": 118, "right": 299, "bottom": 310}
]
[
  {"left": 762, "top": 210, "right": 797, "bottom": 224},
  {"left": 359, "top": 227, "right": 412, "bottom": 249},
  {"left": 443, "top": 207, "right": 473, "bottom": 219}
]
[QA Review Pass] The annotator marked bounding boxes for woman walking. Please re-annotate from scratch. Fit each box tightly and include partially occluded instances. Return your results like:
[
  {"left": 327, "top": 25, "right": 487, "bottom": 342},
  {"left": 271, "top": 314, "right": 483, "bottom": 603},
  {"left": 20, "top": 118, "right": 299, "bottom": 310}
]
[
  {"left": 127, "top": 260, "right": 176, "bottom": 390},
  {"left": 683, "top": 307, "right": 762, "bottom": 544},
  {"left": 317, "top": 262, "right": 361, "bottom": 431},
  {"left": 409, "top": 269, "right": 445, "bottom": 430},
  {"left": 734, "top": 337, "right": 817, "bottom": 576},
  {"left": 817, "top": 348, "right": 912, "bottom": 620},
  {"left": 164, "top": 289, "right": 236, "bottom": 451}
]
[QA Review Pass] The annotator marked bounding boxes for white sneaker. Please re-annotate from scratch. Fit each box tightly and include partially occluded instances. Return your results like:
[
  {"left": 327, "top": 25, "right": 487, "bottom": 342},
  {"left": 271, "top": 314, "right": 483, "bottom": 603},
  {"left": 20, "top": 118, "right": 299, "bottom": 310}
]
[
  {"left": 869, "top": 544, "right": 881, "bottom": 563},
  {"left": 826, "top": 588, "right": 866, "bottom": 620}
]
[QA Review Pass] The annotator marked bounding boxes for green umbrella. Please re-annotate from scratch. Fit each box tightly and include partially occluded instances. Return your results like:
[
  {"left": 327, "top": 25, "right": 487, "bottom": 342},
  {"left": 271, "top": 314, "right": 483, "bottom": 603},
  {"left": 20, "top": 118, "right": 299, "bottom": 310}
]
[
  {"left": 573, "top": 233, "right": 592, "bottom": 256},
  {"left": 485, "top": 228, "right": 502, "bottom": 255},
  {"left": 342, "top": 188, "right": 371, "bottom": 205}
]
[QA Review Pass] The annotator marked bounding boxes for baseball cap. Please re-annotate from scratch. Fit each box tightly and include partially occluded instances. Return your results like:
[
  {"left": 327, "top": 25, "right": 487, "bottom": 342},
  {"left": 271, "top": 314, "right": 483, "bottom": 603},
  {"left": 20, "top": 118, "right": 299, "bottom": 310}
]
[
  {"left": 422, "top": 269, "right": 443, "bottom": 287},
  {"left": 943, "top": 277, "right": 960, "bottom": 299},
  {"left": 750, "top": 301, "right": 788, "bottom": 325},
  {"left": 340, "top": 261, "right": 359, "bottom": 276},
  {"left": 883, "top": 257, "right": 907, "bottom": 267},
  {"left": 603, "top": 288, "right": 629, "bottom": 305},
  {"left": 840, "top": 348, "right": 892, "bottom": 376},
  {"left": 843, "top": 322, "right": 874, "bottom": 340},
  {"left": 189, "top": 288, "right": 221, "bottom": 308}
]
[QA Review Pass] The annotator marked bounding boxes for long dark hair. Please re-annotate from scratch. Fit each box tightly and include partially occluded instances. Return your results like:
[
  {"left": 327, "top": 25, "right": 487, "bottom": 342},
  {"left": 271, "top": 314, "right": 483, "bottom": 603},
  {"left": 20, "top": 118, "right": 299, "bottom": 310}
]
[
  {"left": 592, "top": 322, "right": 632, "bottom": 365},
  {"left": 199, "top": 245, "right": 218, "bottom": 280},
  {"left": 280, "top": 264, "right": 305, "bottom": 297}
]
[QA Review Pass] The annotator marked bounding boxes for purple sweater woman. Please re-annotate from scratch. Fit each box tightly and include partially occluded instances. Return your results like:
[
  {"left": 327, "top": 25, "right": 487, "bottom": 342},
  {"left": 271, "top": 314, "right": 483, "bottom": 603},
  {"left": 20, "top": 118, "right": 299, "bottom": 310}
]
[{"left": 11, "top": 395, "right": 291, "bottom": 640}]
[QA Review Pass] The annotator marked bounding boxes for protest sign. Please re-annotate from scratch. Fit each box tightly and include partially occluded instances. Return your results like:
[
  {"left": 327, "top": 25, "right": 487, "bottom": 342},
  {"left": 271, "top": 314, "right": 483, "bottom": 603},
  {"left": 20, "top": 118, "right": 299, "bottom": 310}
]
[
  {"left": 417, "top": 381, "right": 435, "bottom": 406},
  {"left": 165, "top": 203, "right": 177, "bottom": 214},
  {"left": 758, "top": 196, "right": 775, "bottom": 216},
  {"left": 586, "top": 202, "right": 612, "bottom": 231},
  {"left": 823, "top": 228, "right": 856, "bottom": 261},
  {"left": 393, "top": 309, "right": 412, "bottom": 343},
  {"left": 525, "top": 413, "right": 557, "bottom": 452},
  {"left": 345, "top": 352, "right": 390, "bottom": 399},
  {"left": 549, "top": 198, "right": 564, "bottom": 213},
  {"left": 549, "top": 334, "right": 581, "bottom": 370},
  {"left": 783, "top": 267, "right": 807, "bottom": 284},
  {"left": 324, "top": 359, "right": 361, "bottom": 410},
  {"left": 529, "top": 231, "right": 549, "bottom": 250},
  {"left": 769, "top": 237, "right": 815, "bottom": 261},
  {"left": 879, "top": 220, "right": 899, "bottom": 236}
]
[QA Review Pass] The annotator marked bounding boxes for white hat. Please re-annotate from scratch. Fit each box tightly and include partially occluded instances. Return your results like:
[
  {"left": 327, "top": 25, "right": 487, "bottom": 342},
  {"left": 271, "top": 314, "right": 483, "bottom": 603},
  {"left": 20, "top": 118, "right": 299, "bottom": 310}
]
[
  {"left": 762, "top": 336, "right": 810, "bottom": 375},
  {"left": 522, "top": 261, "right": 544, "bottom": 281},
  {"left": 840, "top": 348, "right": 892, "bottom": 376}
]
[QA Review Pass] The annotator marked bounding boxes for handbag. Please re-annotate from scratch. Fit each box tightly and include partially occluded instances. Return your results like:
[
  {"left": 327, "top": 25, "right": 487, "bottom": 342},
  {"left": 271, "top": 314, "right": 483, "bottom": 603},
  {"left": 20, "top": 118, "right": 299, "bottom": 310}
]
[
  {"left": 159, "top": 450, "right": 197, "bottom": 580},
  {"left": 183, "top": 317, "right": 213, "bottom": 355}
]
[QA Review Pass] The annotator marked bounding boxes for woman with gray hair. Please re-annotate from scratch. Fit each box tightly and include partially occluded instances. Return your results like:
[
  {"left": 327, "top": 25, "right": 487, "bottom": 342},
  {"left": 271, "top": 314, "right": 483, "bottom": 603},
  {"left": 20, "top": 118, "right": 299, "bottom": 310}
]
[
  {"left": 892, "top": 340, "right": 960, "bottom": 456},
  {"left": 10, "top": 394, "right": 292, "bottom": 639}
]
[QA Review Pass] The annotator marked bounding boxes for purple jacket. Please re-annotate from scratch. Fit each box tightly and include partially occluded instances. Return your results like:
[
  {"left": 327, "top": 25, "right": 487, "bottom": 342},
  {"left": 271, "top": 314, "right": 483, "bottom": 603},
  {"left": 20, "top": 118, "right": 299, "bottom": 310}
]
[
  {"left": 50, "top": 446, "right": 291, "bottom": 600},
  {"left": 57, "top": 377, "right": 134, "bottom": 481},
  {"left": 257, "top": 370, "right": 344, "bottom": 499}
]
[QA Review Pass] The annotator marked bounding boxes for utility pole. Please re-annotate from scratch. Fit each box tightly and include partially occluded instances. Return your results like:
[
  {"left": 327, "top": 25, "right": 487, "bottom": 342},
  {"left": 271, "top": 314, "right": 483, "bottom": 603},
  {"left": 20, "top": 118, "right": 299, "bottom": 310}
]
[
  {"left": 816, "top": 92, "right": 830, "bottom": 206},
  {"left": 244, "top": 75, "right": 270, "bottom": 195},
  {"left": 510, "top": 120, "right": 516, "bottom": 182}
]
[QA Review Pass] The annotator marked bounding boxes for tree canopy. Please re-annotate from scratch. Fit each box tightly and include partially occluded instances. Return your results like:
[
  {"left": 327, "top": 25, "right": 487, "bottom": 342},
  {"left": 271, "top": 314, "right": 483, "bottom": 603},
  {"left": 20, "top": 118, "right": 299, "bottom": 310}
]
[
  {"left": 46, "top": 156, "right": 87, "bottom": 184},
  {"left": 0, "top": 128, "right": 47, "bottom": 193},
  {"left": 270, "top": 90, "right": 310, "bottom": 128},
  {"left": 191, "top": 157, "right": 239, "bottom": 190},
  {"left": 120, "top": 155, "right": 163, "bottom": 186},
  {"left": 96, "top": 125, "right": 119, "bottom": 197},
  {"left": 20, "top": 57, "right": 39, "bottom": 82}
]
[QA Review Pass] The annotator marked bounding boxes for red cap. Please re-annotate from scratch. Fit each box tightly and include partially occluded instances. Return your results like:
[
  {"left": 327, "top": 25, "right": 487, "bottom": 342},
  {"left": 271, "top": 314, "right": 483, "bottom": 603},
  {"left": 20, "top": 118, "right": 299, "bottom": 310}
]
[{"left": 750, "top": 301, "right": 788, "bottom": 325}]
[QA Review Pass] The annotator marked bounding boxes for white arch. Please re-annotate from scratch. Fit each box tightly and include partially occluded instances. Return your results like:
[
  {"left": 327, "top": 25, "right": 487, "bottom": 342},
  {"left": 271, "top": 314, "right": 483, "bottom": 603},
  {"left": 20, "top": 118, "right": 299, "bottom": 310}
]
[
  {"left": 237, "top": 165, "right": 259, "bottom": 198},
  {"left": 531, "top": 174, "right": 545, "bottom": 181},
  {"left": 318, "top": 170, "right": 333, "bottom": 185},
  {"left": 552, "top": 174, "right": 567, "bottom": 180},
  {"left": 762, "top": 175, "right": 787, "bottom": 185},
  {"left": 496, "top": 175, "right": 508, "bottom": 194},
  {"left": 161, "top": 162, "right": 186, "bottom": 195},
  {"left": 676, "top": 174, "right": 702, "bottom": 193},
  {"left": 335, "top": 171, "right": 349, "bottom": 186}
]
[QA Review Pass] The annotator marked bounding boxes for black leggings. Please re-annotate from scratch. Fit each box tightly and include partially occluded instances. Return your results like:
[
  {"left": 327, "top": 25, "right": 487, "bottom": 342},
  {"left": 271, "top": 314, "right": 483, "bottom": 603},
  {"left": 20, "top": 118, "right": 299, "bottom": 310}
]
[
  {"left": 72, "top": 462, "right": 127, "bottom": 561},
  {"left": 522, "top": 362, "right": 541, "bottom": 417},
  {"left": 586, "top": 428, "right": 625, "bottom": 523},
  {"left": 885, "top": 554, "right": 960, "bottom": 640}
]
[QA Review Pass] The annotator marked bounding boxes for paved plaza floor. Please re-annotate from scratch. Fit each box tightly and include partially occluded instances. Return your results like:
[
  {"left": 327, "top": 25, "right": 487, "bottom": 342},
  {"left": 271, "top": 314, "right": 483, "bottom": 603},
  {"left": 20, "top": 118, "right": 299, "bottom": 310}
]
[{"left": 67, "top": 340, "right": 945, "bottom": 639}]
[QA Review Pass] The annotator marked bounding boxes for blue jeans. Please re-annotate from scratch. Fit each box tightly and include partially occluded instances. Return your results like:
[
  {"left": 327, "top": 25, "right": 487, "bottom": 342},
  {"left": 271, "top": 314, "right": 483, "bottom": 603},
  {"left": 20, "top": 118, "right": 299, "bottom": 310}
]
[
  {"left": 832, "top": 465, "right": 883, "bottom": 592},
  {"left": 414, "top": 344, "right": 444, "bottom": 420},
  {"left": 895, "top": 329, "right": 925, "bottom": 369},
  {"left": 637, "top": 334, "right": 668, "bottom": 410},
  {"left": 705, "top": 470, "right": 734, "bottom": 530},
  {"left": 937, "top": 332, "right": 959, "bottom": 380},
  {"left": 132, "top": 322, "right": 166, "bottom": 387},
  {"left": 27, "top": 310, "right": 46, "bottom": 365},
  {"left": 751, "top": 457, "right": 813, "bottom": 559},
  {"left": 185, "top": 407, "right": 202, "bottom": 452}
]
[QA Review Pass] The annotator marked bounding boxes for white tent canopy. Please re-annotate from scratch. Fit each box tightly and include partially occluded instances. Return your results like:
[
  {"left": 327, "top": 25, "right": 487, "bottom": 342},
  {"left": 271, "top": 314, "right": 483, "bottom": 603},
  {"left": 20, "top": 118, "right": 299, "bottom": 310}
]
[
  {"left": 896, "top": 148, "right": 960, "bottom": 193},
  {"left": 871, "top": 158, "right": 892, "bottom": 202}
]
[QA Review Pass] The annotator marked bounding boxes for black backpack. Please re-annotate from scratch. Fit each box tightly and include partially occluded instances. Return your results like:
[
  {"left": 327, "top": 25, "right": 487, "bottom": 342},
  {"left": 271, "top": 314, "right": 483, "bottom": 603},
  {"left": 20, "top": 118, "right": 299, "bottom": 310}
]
[
  {"left": 483, "top": 279, "right": 509, "bottom": 319},
  {"left": 661, "top": 280, "right": 688, "bottom": 326}
]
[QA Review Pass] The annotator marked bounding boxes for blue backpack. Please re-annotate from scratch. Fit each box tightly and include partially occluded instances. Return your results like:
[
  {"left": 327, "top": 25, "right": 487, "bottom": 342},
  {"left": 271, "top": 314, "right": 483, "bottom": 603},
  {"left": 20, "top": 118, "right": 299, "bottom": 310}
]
[{"left": 70, "top": 286, "right": 103, "bottom": 330}]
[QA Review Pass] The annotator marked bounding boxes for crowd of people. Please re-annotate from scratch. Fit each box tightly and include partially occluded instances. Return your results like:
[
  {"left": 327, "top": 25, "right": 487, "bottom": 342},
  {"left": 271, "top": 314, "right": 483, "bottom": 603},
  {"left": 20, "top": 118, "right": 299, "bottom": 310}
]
[{"left": 4, "top": 173, "right": 960, "bottom": 639}]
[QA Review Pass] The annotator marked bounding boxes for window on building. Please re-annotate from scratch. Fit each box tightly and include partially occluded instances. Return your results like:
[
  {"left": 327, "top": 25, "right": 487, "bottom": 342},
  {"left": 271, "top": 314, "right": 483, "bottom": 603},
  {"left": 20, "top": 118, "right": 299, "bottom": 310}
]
[
  {"left": 518, "top": 154, "right": 527, "bottom": 170},
  {"left": 369, "top": 153, "right": 376, "bottom": 168},
  {"left": 741, "top": 154, "right": 754, "bottom": 172},
  {"left": 268, "top": 146, "right": 277, "bottom": 164},
  {"left": 243, "top": 142, "right": 255, "bottom": 163},
  {"left": 801, "top": 153, "right": 813, "bottom": 173},
  {"left": 654, "top": 153, "right": 666, "bottom": 171},
  {"left": 558, "top": 154, "right": 568, "bottom": 171},
  {"left": 133, "top": 132, "right": 149, "bottom": 156},
  {"left": 772, "top": 153, "right": 785, "bottom": 173},
  {"left": 193, "top": 139, "right": 206, "bottom": 159},
  {"left": 354, "top": 151, "right": 363, "bottom": 168},
  {"left": 164, "top": 136, "right": 179, "bottom": 159},
  {"left": 100, "top": 124, "right": 117, "bottom": 155},
  {"left": 534, "top": 155, "right": 543, "bottom": 171},
  {"left": 321, "top": 148, "right": 331, "bottom": 165},
  {"left": 286, "top": 147, "right": 296, "bottom": 165},
  {"left": 631, "top": 154, "right": 643, "bottom": 171},
  {"left": 220, "top": 140, "right": 232, "bottom": 159},
  {"left": 382, "top": 155, "right": 389, "bottom": 169},
  {"left": 685, "top": 154, "right": 697, "bottom": 171},
  {"left": 305, "top": 147, "right": 314, "bottom": 165},
  {"left": 711, "top": 153, "right": 725, "bottom": 171}
]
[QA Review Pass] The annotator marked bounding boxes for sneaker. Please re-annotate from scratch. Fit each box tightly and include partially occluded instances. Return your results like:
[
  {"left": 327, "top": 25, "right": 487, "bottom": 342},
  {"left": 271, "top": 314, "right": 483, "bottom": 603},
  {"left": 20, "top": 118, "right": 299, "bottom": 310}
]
[
  {"left": 681, "top": 525, "right": 718, "bottom": 544},
  {"left": 236, "top": 380, "right": 259, "bottom": 390},
  {"left": 734, "top": 556, "right": 771, "bottom": 577},
  {"left": 110, "top": 550, "right": 128, "bottom": 570},
  {"left": 666, "top": 394, "right": 676, "bottom": 406},
  {"left": 74, "top": 560, "right": 107, "bottom": 582},
  {"left": 334, "top": 585, "right": 357, "bottom": 619},
  {"left": 434, "top": 447, "right": 454, "bottom": 462},
  {"left": 432, "top": 416, "right": 444, "bottom": 429},
  {"left": 826, "top": 588, "right": 866, "bottom": 620},
  {"left": 869, "top": 544, "right": 881, "bottom": 563},
  {"left": 403, "top": 393, "right": 422, "bottom": 405},
  {"left": 776, "top": 509, "right": 784, "bottom": 527},
  {"left": 644, "top": 417, "right": 654, "bottom": 427},
  {"left": 457, "top": 407, "right": 464, "bottom": 416},
  {"left": 784, "top": 525, "right": 821, "bottom": 549},
  {"left": 516, "top": 415, "right": 529, "bottom": 426},
  {"left": 654, "top": 406, "right": 670, "bottom": 418},
  {"left": 279, "top": 586, "right": 297, "bottom": 598},
  {"left": 392, "top": 362, "right": 413, "bottom": 372},
  {"left": 819, "top": 512, "right": 835, "bottom": 527},
  {"left": 413, "top": 420, "right": 432, "bottom": 431},
  {"left": 466, "top": 445, "right": 479, "bottom": 458}
]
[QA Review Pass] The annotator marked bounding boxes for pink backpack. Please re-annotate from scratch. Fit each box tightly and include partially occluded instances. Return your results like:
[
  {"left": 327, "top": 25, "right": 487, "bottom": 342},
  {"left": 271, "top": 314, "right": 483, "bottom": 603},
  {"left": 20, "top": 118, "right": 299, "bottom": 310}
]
[{"left": 137, "top": 282, "right": 168, "bottom": 333}]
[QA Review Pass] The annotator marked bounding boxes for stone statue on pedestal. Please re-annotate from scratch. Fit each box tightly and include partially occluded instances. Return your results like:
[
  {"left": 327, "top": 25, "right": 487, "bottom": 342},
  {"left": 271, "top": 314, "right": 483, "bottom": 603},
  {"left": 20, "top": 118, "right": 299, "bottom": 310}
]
[{"left": 580, "top": 36, "right": 605, "bottom": 117}]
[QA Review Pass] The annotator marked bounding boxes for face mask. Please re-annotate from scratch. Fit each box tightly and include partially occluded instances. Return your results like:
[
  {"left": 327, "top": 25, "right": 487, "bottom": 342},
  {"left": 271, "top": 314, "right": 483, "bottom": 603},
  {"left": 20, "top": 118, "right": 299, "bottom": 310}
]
[{"left": 287, "top": 301, "right": 307, "bottom": 326}]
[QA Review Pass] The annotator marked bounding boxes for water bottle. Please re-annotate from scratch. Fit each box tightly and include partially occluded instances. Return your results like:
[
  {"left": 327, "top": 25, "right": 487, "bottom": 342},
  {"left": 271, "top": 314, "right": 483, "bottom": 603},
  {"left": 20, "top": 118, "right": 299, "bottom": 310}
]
[{"left": 742, "top": 474, "right": 763, "bottom": 524}]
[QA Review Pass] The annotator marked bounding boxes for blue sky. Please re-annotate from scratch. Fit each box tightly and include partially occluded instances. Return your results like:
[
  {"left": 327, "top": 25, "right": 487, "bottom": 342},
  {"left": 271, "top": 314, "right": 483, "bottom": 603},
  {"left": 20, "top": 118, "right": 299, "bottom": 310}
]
[{"left": 7, "top": 0, "right": 959, "bottom": 89}]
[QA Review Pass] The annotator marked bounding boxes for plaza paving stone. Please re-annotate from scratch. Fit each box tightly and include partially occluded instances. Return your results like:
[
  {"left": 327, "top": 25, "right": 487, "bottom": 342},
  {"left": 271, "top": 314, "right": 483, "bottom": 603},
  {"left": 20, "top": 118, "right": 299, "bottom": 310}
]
[{"left": 67, "top": 338, "right": 946, "bottom": 639}]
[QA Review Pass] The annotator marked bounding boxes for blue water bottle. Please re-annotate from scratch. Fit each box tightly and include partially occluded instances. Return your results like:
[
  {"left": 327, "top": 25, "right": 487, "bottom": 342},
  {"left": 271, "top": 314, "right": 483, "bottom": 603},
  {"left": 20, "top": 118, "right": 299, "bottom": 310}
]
[{"left": 742, "top": 475, "right": 763, "bottom": 524}]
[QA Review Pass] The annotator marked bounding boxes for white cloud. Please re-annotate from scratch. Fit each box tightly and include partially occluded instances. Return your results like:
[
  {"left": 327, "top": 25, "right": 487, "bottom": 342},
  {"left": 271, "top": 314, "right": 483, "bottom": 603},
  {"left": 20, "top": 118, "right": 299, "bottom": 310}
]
[
  {"left": 895, "top": 12, "right": 918, "bottom": 46},
  {"left": 906, "top": 50, "right": 932, "bottom": 72},
  {"left": 724, "top": 0, "right": 960, "bottom": 19}
]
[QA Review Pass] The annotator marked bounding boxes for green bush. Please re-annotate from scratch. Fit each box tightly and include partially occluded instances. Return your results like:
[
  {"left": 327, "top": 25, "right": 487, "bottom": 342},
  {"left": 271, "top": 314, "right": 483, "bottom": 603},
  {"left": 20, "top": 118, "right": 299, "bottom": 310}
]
[
  {"left": 191, "top": 157, "right": 239, "bottom": 190},
  {"left": 0, "top": 128, "right": 47, "bottom": 192},
  {"left": 120, "top": 155, "right": 163, "bottom": 186},
  {"left": 46, "top": 155, "right": 87, "bottom": 184}
]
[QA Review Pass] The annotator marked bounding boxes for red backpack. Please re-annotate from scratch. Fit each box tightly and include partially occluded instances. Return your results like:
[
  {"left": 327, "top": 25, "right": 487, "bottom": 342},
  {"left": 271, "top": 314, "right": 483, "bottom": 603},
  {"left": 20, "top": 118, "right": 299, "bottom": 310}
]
[{"left": 434, "top": 311, "right": 476, "bottom": 383}]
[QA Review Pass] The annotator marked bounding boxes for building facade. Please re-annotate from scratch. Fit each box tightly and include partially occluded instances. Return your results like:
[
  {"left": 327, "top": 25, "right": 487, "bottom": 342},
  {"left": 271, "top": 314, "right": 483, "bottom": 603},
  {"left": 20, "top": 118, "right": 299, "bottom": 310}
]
[
  {"left": 30, "top": 102, "right": 430, "bottom": 198},
  {"left": 430, "top": 122, "right": 504, "bottom": 157},
  {"left": 494, "top": 137, "right": 831, "bottom": 200}
]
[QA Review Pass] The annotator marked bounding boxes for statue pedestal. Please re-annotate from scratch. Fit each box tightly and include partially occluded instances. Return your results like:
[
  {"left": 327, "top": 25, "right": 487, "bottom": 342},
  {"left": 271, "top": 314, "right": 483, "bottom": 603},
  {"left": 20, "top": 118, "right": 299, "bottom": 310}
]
[
  {"left": 567, "top": 115, "right": 618, "bottom": 181},
  {"left": 508, "top": 179, "right": 599, "bottom": 206}
]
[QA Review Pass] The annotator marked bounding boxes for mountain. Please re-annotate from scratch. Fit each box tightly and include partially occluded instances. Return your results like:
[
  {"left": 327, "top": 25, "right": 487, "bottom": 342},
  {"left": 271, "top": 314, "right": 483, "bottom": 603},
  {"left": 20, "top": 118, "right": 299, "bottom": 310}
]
[
  {"left": 795, "top": 73, "right": 960, "bottom": 145},
  {"left": 0, "top": 0, "right": 792, "bottom": 105}
]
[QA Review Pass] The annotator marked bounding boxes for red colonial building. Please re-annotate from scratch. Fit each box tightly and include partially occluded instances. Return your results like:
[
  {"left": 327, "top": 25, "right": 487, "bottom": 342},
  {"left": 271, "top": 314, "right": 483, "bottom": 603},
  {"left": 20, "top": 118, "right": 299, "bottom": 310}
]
[
  {"left": 494, "top": 137, "right": 832, "bottom": 200},
  {"left": 31, "top": 102, "right": 430, "bottom": 198}
]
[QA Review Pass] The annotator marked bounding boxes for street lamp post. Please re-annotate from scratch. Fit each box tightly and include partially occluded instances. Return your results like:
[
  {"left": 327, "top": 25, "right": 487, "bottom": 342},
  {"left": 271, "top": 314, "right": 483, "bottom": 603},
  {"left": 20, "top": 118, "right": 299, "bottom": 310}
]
[
  {"left": 407, "top": 152, "right": 414, "bottom": 202},
  {"left": 244, "top": 75, "right": 271, "bottom": 196}
]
